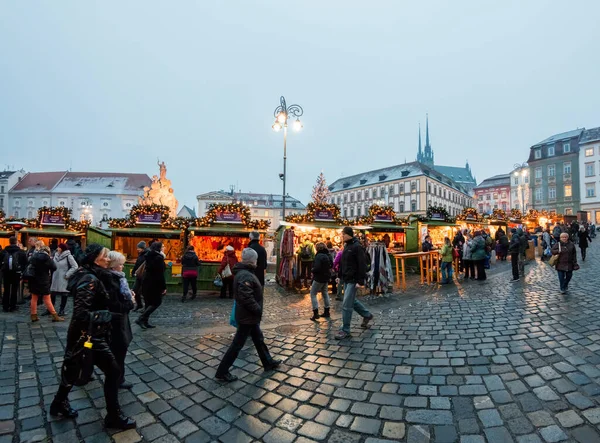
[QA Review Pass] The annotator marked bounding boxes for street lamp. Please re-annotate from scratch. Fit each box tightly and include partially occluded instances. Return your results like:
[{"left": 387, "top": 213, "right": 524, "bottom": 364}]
[
  {"left": 272, "top": 96, "right": 303, "bottom": 220},
  {"left": 513, "top": 163, "right": 528, "bottom": 211}
]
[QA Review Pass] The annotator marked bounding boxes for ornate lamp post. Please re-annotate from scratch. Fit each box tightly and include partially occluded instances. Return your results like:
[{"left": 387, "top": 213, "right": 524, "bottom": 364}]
[
  {"left": 513, "top": 163, "right": 529, "bottom": 211},
  {"left": 272, "top": 96, "right": 303, "bottom": 219}
]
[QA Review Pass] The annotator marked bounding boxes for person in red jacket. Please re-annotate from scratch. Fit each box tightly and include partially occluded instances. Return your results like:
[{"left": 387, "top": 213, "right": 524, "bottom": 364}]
[{"left": 218, "top": 246, "right": 238, "bottom": 299}]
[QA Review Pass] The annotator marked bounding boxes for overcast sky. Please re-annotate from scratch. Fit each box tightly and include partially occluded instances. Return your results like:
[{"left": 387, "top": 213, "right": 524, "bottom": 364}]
[{"left": 1, "top": 1, "right": 599, "bottom": 210}]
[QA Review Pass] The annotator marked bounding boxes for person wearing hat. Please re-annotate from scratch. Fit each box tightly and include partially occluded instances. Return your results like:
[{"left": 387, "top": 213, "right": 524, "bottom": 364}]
[
  {"left": 335, "top": 227, "right": 374, "bottom": 340},
  {"left": 131, "top": 241, "right": 148, "bottom": 311},
  {"left": 247, "top": 231, "right": 267, "bottom": 287},
  {"left": 50, "top": 243, "right": 137, "bottom": 430},
  {"left": 508, "top": 228, "right": 521, "bottom": 282},
  {"left": 29, "top": 245, "right": 63, "bottom": 322},
  {"left": 218, "top": 245, "right": 238, "bottom": 299}
]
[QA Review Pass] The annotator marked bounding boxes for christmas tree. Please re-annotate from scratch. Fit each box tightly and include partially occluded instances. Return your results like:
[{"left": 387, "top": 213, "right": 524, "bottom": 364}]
[{"left": 311, "top": 172, "right": 331, "bottom": 204}]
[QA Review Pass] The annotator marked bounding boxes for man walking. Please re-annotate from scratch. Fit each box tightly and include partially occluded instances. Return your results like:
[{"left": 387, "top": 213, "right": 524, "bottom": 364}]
[
  {"left": 2, "top": 237, "right": 27, "bottom": 312},
  {"left": 335, "top": 227, "right": 374, "bottom": 340},
  {"left": 508, "top": 229, "right": 521, "bottom": 282},
  {"left": 215, "top": 248, "right": 281, "bottom": 382},
  {"left": 131, "top": 241, "right": 147, "bottom": 311},
  {"left": 517, "top": 228, "right": 527, "bottom": 277},
  {"left": 247, "top": 231, "right": 267, "bottom": 287}
]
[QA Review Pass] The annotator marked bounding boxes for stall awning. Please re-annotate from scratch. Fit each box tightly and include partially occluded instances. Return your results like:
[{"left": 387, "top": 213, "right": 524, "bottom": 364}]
[
  {"left": 0, "top": 230, "right": 15, "bottom": 237},
  {"left": 20, "top": 227, "right": 83, "bottom": 237}
]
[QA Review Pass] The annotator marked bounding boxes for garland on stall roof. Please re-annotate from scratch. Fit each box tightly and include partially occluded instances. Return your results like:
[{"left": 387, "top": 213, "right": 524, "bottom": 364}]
[
  {"left": 491, "top": 209, "right": 507, "bottom": 221},
  {"left": 192, "top": 203, "right": 271, "bottom": 230},
  {"left": 109, "top": 204, "right": 173, "bottom": 229},
  {"left": 0, "top": 209, "right": 5, "bottom": 223},
  {"left": 456, "top": 207, "right": 480, "bottom": 222},
  {"left": 37, "top": 206, "right": 88, "bottom": 232},
  {"left": 426, "top": 205, "right": 455, "bottom": 222},
  {"left": 284, "top": 202, "right": 342, "bottom": 224},
  {"left": 37, "top": 206, "right": 72, "bottom": 219},
  {"left": 509, "top": 208, "right": 522, "bottom": 221}
]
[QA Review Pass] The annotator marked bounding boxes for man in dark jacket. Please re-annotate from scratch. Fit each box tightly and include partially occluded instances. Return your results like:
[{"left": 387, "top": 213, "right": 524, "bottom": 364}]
[
  {"left": 2, "top": 236, "right": 27, "bottom": 312},
  {"left": 131, "top": 241, "right": 147, "bottom": 311},
  {"left": 247, "top": 231, "right": 267, "bottom": 286},
  {"left": 215, "top": 248, "right": 281, "bottom": 382},
  {"left": 517, "top": 228, "right": 528, "bottom": 277},
  {"left": 335, "top": 227, "right": 373, "bottom": 340},
  {"left": 309, "top": 243, "right": 333, "bottom": 321},
  {"left": 452, "top": 230, "right": 465, "bottom": 272},
  {"left": 508, "top": 229, "right": 521, "bottom": 282}
]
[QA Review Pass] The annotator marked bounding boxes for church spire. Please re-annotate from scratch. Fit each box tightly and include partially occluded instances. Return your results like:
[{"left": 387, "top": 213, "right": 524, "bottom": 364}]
[
  {"left": 425, "top": 113, "right": 430, "bottom": 148},
  {"left": 418, "top": 123, "right": 422, "bottom": 160}
]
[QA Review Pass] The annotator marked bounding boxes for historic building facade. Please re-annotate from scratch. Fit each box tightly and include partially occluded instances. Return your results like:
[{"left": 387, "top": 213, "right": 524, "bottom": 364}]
[
  {"left": 578, "top": 127, "right": 600, "bottom": 223},
  {"left": 473, "top": 174, "right": 511, "bottom": 214},
  {"left": 0, "top": 169, "right": 26, "bottom": 214}
]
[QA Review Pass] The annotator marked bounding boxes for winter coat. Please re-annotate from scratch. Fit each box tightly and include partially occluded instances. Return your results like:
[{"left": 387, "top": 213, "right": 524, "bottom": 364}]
[
  {"left": 499, "top": 234, "right": 509, "bottom": 247},
  {"left": 248, "top": 239, "right": 268, "bottom": 285},
  {"left": 452, "top": 232, "right": 465, "bottom": 248},
  {"left": 181, "top": 251, "right": 201, "bottom": 272},
  {"left": 142, "top": 250, "right": 166, "bottom": 304},
  {"left": 552, "top": 226, "right": 562, "bottom": 239},
  {"left": 297, "top": 241, "right": 316, "bottom": 262},
  {"left": 28, "top": 251, "right": 57, "bottom": 295},
  {"left": 470, "top": 235, "right": 487, "bottom": 261},
  {"left": 422, "top": 241, "right": 434, "bottom": 253},
  {"left": 333, "top": 250, "right": 343, "bottom": 272},
  {"left": 50, "top": 250, "right": 78, "bottom": 293},
  {"left": 495, "top": 228, "right": 506, "bottom": 242},
  {"left": 100, "top": 269, "right": 134, "bottom": 348},
  {"left": 312, "top": 250, "right": 333, "bottom": 283},
  {"left": 440, "top": 244, "right": 453, "bottom": 263},
  {"left": 218, "top": 250, "right": 238, "bottom": 279},
  {"left": 462, "top": 240, "right": 473, "bottom": 260},
  {"left": 508, "top": 233, "right": 521, "bottom": 254},
  {"left": 552, "top": 240, "right": 577, "bottom": 271},
  {"left": 517, "top": 229, "right": 528, "bottom": 254},
  {"left": 577, "top": 231, "right": 592, "bottom": 249},
  {"left": 233, "top": 263, "right": 263, "bottom": 325},
  {"left": 340, "top": 237, "right": 367, "bottom": 285},
  {"left": 1, "top": 245, "right": 27, "bottom": 274},
  {"left": 131, "top": 249, "right": 148, "bottom": 278}
]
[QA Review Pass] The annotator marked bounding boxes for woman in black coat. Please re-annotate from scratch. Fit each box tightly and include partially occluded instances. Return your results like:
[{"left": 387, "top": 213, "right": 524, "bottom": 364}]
[
  {"left": 28, "top": 246, "right": 63, "bottom": 322},
  {"left": 577, "top": 227, "right": 592, "bottom": 261},
  {"left": 136, "top": 242, "right": 166, "bottom": 329}
]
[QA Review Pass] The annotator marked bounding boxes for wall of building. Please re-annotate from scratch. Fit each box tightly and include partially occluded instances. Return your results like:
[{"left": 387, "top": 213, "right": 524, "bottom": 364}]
[
  {"left": 475, "top": 185, "right": 511, "bottom": 213},
  {"left": 510, "top": 172, "right": 530, "bottom": 210},
  {"left": 0, "top": 171, "right": 26, "bottom": 214},
  {"left": 579, "top": 140, "right": 600, "bottom": 224}
]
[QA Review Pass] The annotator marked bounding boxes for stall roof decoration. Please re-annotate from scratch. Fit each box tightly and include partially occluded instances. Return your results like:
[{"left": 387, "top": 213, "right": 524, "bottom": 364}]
[
  {"left": 31, "top": 206, "right": 91, "bottom": 232},
  {"left": 455, "top": 207, "right": 481, "bottom": 222},
  {"left": 109, "top": 204, "right": 178, "bottom": 229},
  {"left": 284, "top": 202, "right": 342, "bottom": 225},
  {"left": 509, "top": 208, "right": 523, "bottom": 221},
  {"left": 426, "top": 205, "right": 456, "bottom": 223},
  {"left": 522, "top": 209, "right": 558, "bottom": 222},
  {"left": 192, "top": 203, "right": 270, "bottom": 230}
]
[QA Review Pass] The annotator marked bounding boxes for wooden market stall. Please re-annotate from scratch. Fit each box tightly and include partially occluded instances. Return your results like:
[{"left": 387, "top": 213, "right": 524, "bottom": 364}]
[
  {"left": 0, "top": 229, "right": 14, "bottom": 249},
  {"left": 17, "top": 207, "right": 89, "bottom": 248},
  {"left": 187, "top": 203, "right": 270, "bottom": 291}
]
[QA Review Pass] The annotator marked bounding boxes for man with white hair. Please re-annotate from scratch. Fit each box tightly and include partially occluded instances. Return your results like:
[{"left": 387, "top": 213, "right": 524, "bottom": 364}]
[
  {"left": 215, "top": 248, "right": 281, "bottom": 382},
  {"left": 247, "top": 231, "right": 267, "bottom": 286}
]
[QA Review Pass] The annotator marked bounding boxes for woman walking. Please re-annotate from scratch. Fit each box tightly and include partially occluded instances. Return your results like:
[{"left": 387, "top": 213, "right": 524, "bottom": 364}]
[
  {"left": 50, "top": 244, "right": 136, "bottom": 429},
  {"left": 50, "top": 243, "right": 79, "bottom": 316},
  {"left": 309, "top": 243, "right": 332, "bottom": 321},
  {"left": 181, "top": 245, "right": 200, "bottom": 302},
  {"left": 470, "top": 231, "right": 487, "bottom": 281},
  {"left": 440, "top": 237, "right": 454, "bottom": 284},
  {"left": 29, "top": 245, "right": 63, "bottom": 322},
  {"left": 136, "top": 242, "right": 166, "bottom": 329},
  {"left": 218, "top": 246, "right": 238, "bottom": 299},
  {"left": 552, "top": 232, "right": 578, "bottom": 294},
  {"left": 577, "top": 226, "right": 592, "bottom": 261},
  {"left": 462, "top": 233, "right": 475, "bottom": 281}
]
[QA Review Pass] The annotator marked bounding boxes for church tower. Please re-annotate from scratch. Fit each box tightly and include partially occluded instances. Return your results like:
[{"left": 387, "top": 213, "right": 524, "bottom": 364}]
[{"left": 417, "top": 114, "right": 434, "bottom": 167}]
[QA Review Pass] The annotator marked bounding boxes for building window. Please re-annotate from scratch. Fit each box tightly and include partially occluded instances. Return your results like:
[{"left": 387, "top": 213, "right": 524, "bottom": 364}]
[
  {"left": 586, "top": 147, "right": 594, "bottom": 157},
  {"left": 535, "top": 167, "right": 542, "bottom": 179},
  {"left": 548, "top": 187, "right": 556, "bottom": 199},
  {"left": 586, "top": 184, "right": 596, "bottom": 198},
  {"left": 586, "top": 162, "right": 595, "bottom": 177},
  {"left": 547, "top": 165, "right": 555, "bottom": 177},
  {"left": 493, "top": 193, "right": 498, "bottom": 199},
  {"left": 264, "top": 210, "right": 269, "bottom": 217},
  {"left": 524, "top": 175, "right": 529, "bottom": 184},
  {"left": 478, "top": 195, "right": 483, "bottom": 201},
  {"left": 399, "top": 184, "right": 404, "bottom": 194},
  {"left": 486, "top": 194, "right": 491, "bottom": 200},
  {"left": 563, "top": 162, "right": 571, "bottom": 174},
  {"left": 411, "top": 201, "right": 417, "bottom": 212},
  {"left": 513, "top": 177, "right": 519, "bottom": 185},
  {"left": 564, "top": 185, "right": 572, "bottom": 197},
  {"left": 565, "top": 208, "right": 573, "bottom": 215},
  {"left": 512, "top": 190, "right": 518, "bottom": 198},
  {"left": 534, "top": 149, "right": 541, "bottom": 159},
  {"left": 350, "top": 208, "right": 354, "bottom": 218},
  {"left": 548, "top": 145, "right": 555, "bottom": 156},
  {"left": 27, "top": 211, "right": 33, "bottom": 218},
  {"left": 399, "top": 202, "right": 405, "bottom": 212},
  {"left": 501, "top": 192, "right": 507, "bottom": 199},
  {"left": 564, "top": 143, "right": 571, "bottom": 153},
  {"left": 0, "top": 186, "right": 3, "bottom": 193},
  {"left": 411, "top": 181, "right": 416, "bottom": 192},
  {"left": 14, "top": 210, "right": 19, "bottom": 218},
  {"left": 535, "top": 188, "right": 543, "bottom": 201}
]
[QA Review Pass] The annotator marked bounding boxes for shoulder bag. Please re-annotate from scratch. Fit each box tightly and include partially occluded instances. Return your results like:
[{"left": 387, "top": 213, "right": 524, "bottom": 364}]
[
  {"left": 134, "top": 261, "right": 146, "bottom": 279},
  {"left": 221, "top": 264, "right": 233, "bottom": 279},
  {"left": 549, "top": 243, "right": 560, "bottom": 267}
]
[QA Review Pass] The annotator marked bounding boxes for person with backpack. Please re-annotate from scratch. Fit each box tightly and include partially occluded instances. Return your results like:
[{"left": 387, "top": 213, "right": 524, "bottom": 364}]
[
  {"left": 462, "top": 233, "right": 475, "bottom": 281},
  {"left": 497, "top": 230, "right": 509, "bottom": 261},
  {"left": 333, "top": 248, "right": 344, "bottom": 301},
  {"left": 2, "top": 236, "right": 27, "bottom": 312},
  {"left": 297, "top": 239, "right": 316, "bottom": 288},
  {"left": 136, "top": 242, "right": 167, "bottom": 329},
  {"left": 440, "top": 237, "right": 454, "bottom": 284},
  {"left": 29, "top": 245, "right": 63, "bottom": 323},
  {"left": 309, "top": 242, "right": 333, "bottom": 321},
  {"left": 552, "top": 232, "right": 578, "bottom": 294},
  {"left": 517, "top": 228, "right": 528, "bottom": 277},
  {"left": 452, "top": 230, "right": 465, "bottom": 272},
  {"left": 247, "top": 231, "right": 267, "bottom": 287},
  {"left": 50, "top": 243, "right": 79, "bottom": 316}
]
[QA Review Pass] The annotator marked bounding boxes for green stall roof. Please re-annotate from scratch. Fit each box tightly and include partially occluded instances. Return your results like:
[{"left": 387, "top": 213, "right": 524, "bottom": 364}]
[{"left": 20, "top": 227, "right": 83, "bottom": 237}]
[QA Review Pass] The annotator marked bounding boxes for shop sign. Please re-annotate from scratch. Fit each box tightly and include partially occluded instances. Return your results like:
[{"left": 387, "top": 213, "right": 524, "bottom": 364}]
[
  {"left": 314, "top": 210, "right": 334, "bottom": 221},
  {"left": 215, "top": 211, "right": 243, "bottom": 224},
  {"left": 375, "top": 213, "right": 393, "bottom": 222},
  {"left": 465, "top": 215, "right": 478, "bottom": 222},
  {"left": 137, "top": 212, "right": 162, "bottom": 225},
  {"left": 41, "top": 214, "right": 65, "bottom": 226},
  {"left": 430, "top": 212, "right": 445, "bottom": 221}
]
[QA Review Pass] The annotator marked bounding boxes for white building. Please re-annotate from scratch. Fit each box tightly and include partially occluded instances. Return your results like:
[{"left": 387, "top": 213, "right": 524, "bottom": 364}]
[
  {"left": 579, "top": 127, "right": 600, "bottom": 224},
  {"left": 510, "top": 165, "right": 530, "bottom": 211},
  {"left": 328, "top": 162, "right": 473, "bottom": 218},
  {"left": 0, "top": 170, "right": 26, "bottom": 215},
  {"left": 9, "top": 171, "right": 151, "bottom": 224},
  {"left": 196, "top": 191, "right": 307, "bottom": 232}
]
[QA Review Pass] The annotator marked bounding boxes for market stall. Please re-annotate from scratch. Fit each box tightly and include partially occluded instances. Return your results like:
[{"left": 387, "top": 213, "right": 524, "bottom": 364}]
[
  {"left": 415, "top": 206, "right": 459, "bottom": 249},
  {"left": 188, "top": 203, "right": 270, "bottom": 291},
  {"left": 17, "top": 207, "right": 89, "bottom": 248}
]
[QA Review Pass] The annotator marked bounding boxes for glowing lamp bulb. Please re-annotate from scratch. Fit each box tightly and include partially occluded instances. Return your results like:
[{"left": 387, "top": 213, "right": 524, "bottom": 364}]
[
  {"left": 272, "top": 122, "right": 282, "bottom": 132},
  {"left": 293, "top": 118, "right": 303, "bottom": 132},
  {"left": 277, "top": 112, "right": 286, "bottom": 124}
]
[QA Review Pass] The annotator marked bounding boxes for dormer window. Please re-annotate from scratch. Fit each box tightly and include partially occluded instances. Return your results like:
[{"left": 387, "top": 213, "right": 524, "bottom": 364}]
[
  {"left": 359, "top": 179, "right": 367, "bottom": 185},
  {"left": 379, "top": 174, "right": 387, "bottom": 181},
  {"left": 343, "top": 183, "right": 350, "bottom": 189},
  {"left": 401, "top": 170, "right": 410, "bottom": 177},
  {"left": 75, "top": 183, "right": 82, "bottom": 187},
  {"left": 564, "top": 143, "right": 571, "bottom": 153}
]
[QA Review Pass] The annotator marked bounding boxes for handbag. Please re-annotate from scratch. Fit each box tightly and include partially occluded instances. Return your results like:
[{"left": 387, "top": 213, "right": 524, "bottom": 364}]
[
  {"left": 221, "top": 264, "right": 233, "bottom": 279},
  {"left": 182, "top": 270, "right": 198, "bottom": 279},
  {"left": 22, "top": 263, "right": 35, "bottom": 280},
  {"left": 134, "top": 261, "right": 146, "bottom": 279},
  {"left": 229, "top": 301, "right": 238, "bottom": 328},
  {"left": 61, "top": 310, "right": 112, "bottom": 387},
  {"left": 549, "top": 243, "right": 560, "bottom": 267},
  {"left": 452, "top": 248, "right": 460, "bottom": 259},
  {"left": 213, "top": 274, "right": 223, "bottom": 287}
]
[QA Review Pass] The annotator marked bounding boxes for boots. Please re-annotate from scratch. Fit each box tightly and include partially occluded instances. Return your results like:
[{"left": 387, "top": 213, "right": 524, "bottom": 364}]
[
  {"left": 322, "top": 307, "right": 330, "bottom": 318},
  {"left": 31, "top": 314, "right": 39, "bottom": 323},
  {"left": 51, "top": 313, "right": 65, "bottom": 322},
  {"left": 310, "top": 309, "right": 320, "bottom": 321},
  {"left": 104, "top": 409, "right": 136, "bottom": 430},
  {"left": 50, "top": 399, "right": 78, "bottom": 418}
]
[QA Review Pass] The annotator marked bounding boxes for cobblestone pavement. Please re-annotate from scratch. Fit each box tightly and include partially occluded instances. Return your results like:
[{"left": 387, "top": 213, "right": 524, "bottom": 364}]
[{"left": 3, "top": 249, "right": 600, "bottom": 442}]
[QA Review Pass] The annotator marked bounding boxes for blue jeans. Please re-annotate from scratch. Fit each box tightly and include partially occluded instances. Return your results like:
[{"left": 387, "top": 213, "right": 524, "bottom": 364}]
[
  {"left": 557, "top": 270, "right": 573, "bottom": 291},
  {"left": 310, "top": 281, "right": 330, "bottom": 310},
  {"left": 441, "top": 262, "right": 453, "bottom": 283},
  {"left": 341, "top": 283, "right": 371, "bottom": 333}
]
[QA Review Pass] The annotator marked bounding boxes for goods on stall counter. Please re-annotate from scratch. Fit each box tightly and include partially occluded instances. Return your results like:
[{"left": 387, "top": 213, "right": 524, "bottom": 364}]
[
  {"left": 367, "top": 242, "right": 394, "bottom": 294},
  {"left": 278, "top": 228, "right": 296, "bottom": 286}
]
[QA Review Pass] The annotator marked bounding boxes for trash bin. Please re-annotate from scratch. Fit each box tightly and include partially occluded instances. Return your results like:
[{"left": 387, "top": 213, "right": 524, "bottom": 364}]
[{"left": 526, "top": 240, "right": 535, "bottom": 260}]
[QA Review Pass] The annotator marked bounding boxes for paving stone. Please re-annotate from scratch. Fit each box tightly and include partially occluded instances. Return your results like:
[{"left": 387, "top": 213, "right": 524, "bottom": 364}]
[
  {"left": 571, "top": 425, "right": 600, "bottom": 443},
  {"left": 383, "top": 422, "right": 406, "bottom": 439},
  {"left": 554, "top": 410, "right": 583, "bottom": 428},
  {"left": 198, "top": 416, "right": 230, "bottom": 436},
  {"left": 406, "top": 424, "right": 431, "bottom": 443},
  {"left": 460, "top": 437, "right": 485, "bottom": 443},
  {"left": 484, "top": 426, "right": 514, "bottom": 443},
  {"left": 533, "top": 386, "right": 559, "bottom": 401},
  {"left": 434, "top": 425, "right": 457, "bottom": 443},
  {"left": 582, "top": 407, "right": 600, "bottom": 424},
  {"left": 298, "top": 421, "right": 330, "bottom": 440},
  {"left": 263, "top": 427, "right": 296, "bottom": 443},
  {"left": 516, "top": 435, "right": 543, "bottom": 443},
  {"left": 233, "top": 415, "right": 271, "bottom": 439},
  {"left": 507, "top": 417, "right": 534, "bottom": 435},
  {"left": 565, "top": 392, "right": 595, "bottom": 410},
  {"left": 112, "top": 430, "right": 142, "bottom": 443},
  {"left": 350, "top": 417, "right": 381, "bottom": 435},
  {"left": 329, "top": 430, "right": 361, "bottom": 443},
  {"left": 539, "top": 425, "right": 568, "bottom": 442},
  {"left": 217, "top": 428, "right": 252, "bottom": 443},
  {"left": 406, "top": 409, "right": 453, "bottom": 425},
  {"left": 277, "top": 413, "right": 304, "bottom": 432}
]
